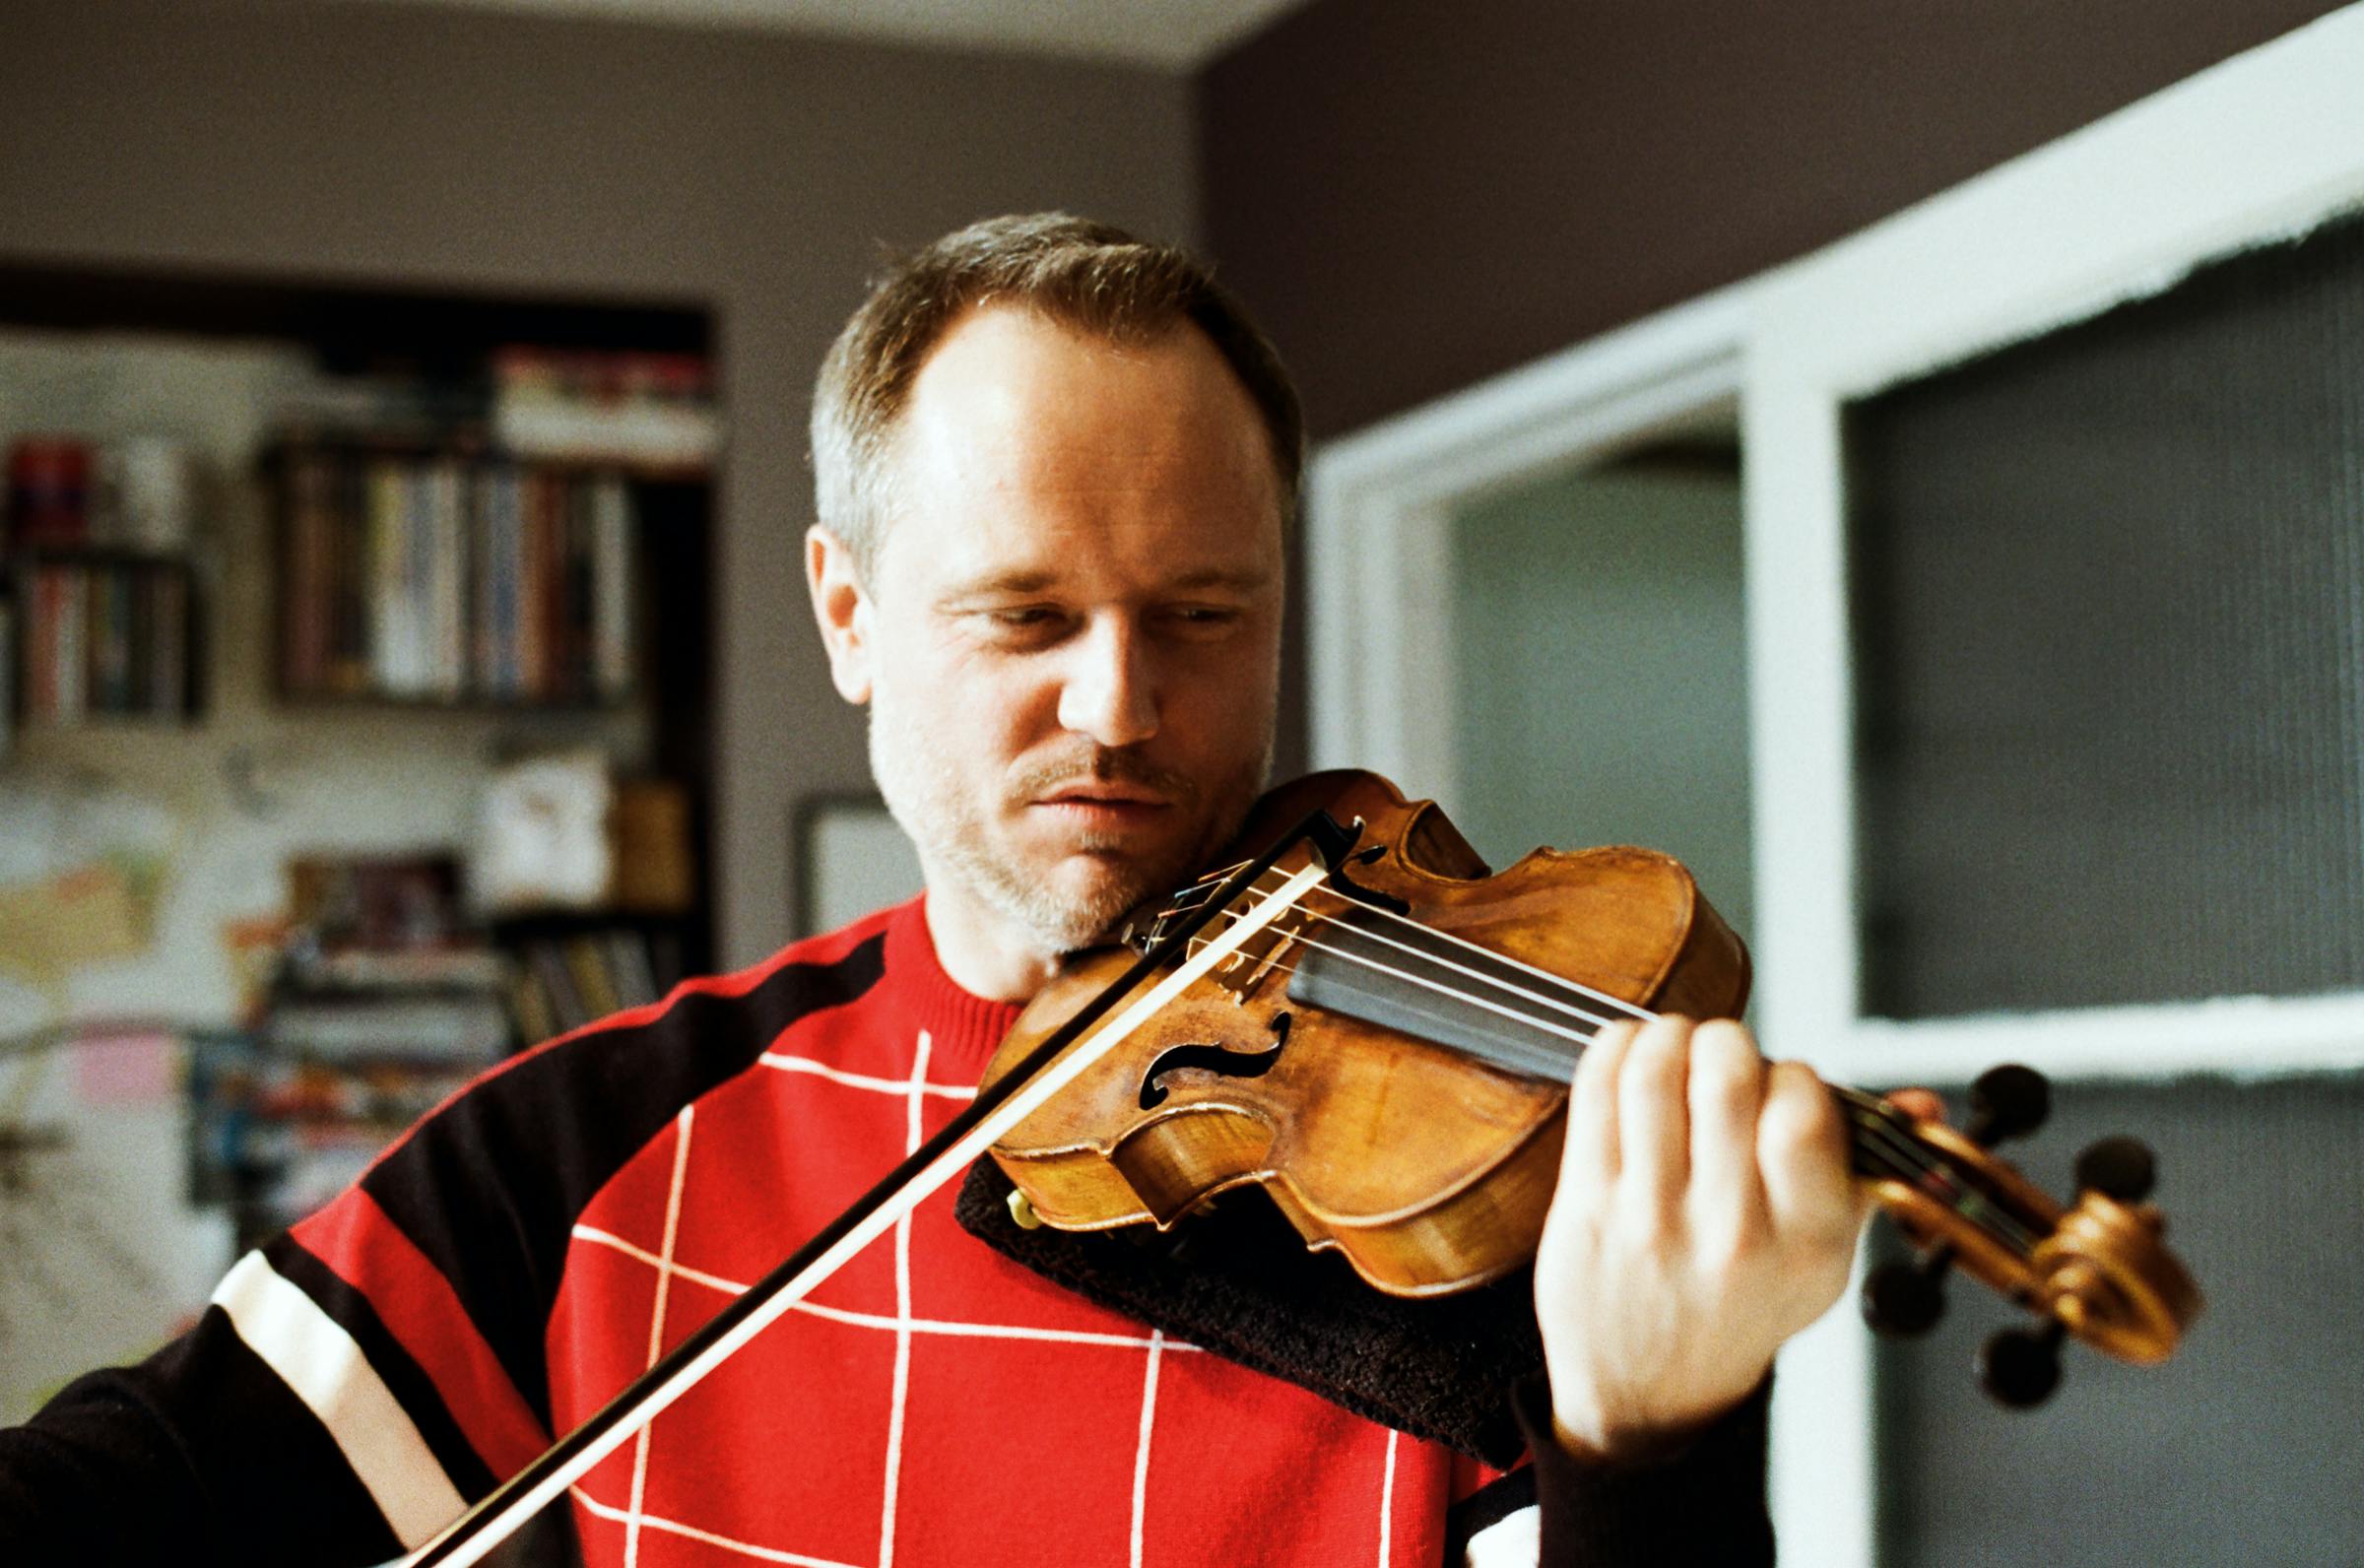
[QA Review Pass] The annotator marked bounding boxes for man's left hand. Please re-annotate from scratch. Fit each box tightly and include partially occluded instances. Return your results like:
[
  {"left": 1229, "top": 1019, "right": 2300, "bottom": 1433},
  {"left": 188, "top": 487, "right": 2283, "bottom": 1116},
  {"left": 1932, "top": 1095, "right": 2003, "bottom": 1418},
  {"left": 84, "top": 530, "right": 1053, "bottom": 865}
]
[{"left": 1531, "top": 1014, "right": 1912, "bottom": 1460}]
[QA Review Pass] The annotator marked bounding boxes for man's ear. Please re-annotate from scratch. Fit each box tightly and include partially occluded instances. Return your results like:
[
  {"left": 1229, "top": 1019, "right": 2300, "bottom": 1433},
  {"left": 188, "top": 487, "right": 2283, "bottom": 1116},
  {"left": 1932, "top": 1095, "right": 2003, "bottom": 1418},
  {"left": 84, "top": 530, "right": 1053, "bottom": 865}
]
[{"left": 806, "top": 524, "right": 875, "bottom": 705}]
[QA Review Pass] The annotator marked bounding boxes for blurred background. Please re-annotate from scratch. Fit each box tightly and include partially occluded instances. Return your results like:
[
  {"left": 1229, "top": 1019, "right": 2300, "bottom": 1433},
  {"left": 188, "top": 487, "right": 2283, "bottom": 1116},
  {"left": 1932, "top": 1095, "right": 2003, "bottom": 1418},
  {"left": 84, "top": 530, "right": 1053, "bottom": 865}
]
[{"left": 1, "top": 0, "right": 2358, "bottom": 1561}]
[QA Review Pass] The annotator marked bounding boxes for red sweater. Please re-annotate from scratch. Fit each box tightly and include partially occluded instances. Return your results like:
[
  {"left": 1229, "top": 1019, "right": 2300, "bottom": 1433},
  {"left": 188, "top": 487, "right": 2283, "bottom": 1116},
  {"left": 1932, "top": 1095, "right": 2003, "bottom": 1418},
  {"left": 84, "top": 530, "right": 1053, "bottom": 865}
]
[
  {"left": 526, "top": 897, "right": 1479, "bottom": 1567},
  {"left": 0, "top": 896, "right": 1771, "bottom": 1566}
]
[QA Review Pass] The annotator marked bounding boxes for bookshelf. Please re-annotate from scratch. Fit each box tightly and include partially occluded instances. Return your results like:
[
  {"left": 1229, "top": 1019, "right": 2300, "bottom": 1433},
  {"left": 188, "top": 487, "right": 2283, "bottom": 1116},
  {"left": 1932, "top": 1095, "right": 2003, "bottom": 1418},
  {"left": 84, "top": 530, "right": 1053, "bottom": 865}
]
[
  {"left": 0, "top": 264, "right": 726, "bottom": 1418},
  {"left": 0, "top": 259, "right": 722, "bottom": 1042}
]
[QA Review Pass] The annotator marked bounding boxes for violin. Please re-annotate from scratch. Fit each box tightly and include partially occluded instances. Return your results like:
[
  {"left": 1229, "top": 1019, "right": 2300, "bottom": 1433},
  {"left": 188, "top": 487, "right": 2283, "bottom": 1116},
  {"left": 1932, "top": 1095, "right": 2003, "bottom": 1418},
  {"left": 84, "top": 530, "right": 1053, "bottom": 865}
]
[
  {"left": 408, "top": 769, "right": 2200, "bottom": 1568},
  {"left": 982, "top": 769, "right": 2200, "bottom": 1394}
]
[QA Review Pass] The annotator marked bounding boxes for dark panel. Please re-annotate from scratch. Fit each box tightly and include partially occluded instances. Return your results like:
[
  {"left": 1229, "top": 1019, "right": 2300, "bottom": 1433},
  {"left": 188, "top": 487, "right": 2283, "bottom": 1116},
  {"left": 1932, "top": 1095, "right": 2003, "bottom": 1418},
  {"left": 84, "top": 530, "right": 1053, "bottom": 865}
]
[
  {"left": 1199, "top": 0, "right": 2341, "bottom": 439},
  {"left": 1873, "top": 1074, "right": 2364, "bottom": 1567},
  {"left": 0, "top": 259, "right": 709, "bottom": 370},
  {"left": 1851, "top": 210, "right": 2364, "bottom": 1016}
]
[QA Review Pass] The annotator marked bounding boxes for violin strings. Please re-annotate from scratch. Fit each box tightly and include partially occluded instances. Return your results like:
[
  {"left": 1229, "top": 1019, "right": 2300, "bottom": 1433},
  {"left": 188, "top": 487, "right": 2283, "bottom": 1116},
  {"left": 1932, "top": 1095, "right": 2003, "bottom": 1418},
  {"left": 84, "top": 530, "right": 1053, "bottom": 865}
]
[
  {"left": 1164, "top": 862, "right": 1658, "bottom": 1032},
  {"left": 1208, "top": 880, "right": 1635, "bottom": 1038},
  {"left": 1173, "top": 897, "right": 1602, "bottom": 1062},
  {"left": 1168, "top": 906, "right": 2031, "bottom": 1252},
  {"left": 1151, "top": 874, "right": 2039, "bottom": 1257}
]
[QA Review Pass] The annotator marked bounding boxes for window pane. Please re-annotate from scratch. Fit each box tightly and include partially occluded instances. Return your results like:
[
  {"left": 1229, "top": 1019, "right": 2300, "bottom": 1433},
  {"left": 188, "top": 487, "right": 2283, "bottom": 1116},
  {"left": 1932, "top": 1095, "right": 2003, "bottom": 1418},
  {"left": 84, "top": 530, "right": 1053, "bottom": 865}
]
[
  {"left": 1446, "top": 450, "right": 1755, "bottom": 940},
  {"left": 1849, "top": 210, "right": 2364, "bottom": 1017}
]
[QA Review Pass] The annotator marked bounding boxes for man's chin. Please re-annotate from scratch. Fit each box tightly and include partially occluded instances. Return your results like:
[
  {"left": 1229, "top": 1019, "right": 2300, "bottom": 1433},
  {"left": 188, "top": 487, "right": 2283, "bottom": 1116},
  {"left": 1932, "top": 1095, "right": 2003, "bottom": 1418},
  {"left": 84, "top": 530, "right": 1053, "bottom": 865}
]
[{"left": 1026, "top": 858, "right": 1167, "bottom": 946}]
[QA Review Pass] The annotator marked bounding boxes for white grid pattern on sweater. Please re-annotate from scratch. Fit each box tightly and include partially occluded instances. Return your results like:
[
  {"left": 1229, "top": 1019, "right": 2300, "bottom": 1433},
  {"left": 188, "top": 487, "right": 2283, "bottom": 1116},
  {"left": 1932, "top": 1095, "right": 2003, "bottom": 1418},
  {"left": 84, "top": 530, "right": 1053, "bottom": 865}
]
[
  {"left": 559, "top": 1040, "right": 1429, "bottom": 1567},
  {"left": 622, "top": 1104, "right": 694, "bottom": 1568},
  {"left": 876, "top": 1029, "right": 929, "bottom": 1568}
]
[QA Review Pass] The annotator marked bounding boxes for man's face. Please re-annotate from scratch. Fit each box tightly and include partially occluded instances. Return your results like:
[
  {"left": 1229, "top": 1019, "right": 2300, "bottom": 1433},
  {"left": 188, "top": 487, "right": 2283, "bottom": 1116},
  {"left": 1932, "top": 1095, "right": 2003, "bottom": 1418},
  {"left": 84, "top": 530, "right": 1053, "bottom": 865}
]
[{"left": 815, "top": 304, "right": 1285, "bottom": 958}]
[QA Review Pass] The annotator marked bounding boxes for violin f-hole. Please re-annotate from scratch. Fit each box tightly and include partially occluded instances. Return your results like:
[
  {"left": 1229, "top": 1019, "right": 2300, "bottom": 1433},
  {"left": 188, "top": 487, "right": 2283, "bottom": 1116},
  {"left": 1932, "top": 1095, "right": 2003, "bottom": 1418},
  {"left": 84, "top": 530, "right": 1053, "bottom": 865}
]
[{"left": 1139, "top": 1013, "right": 1291, "bottom": 1109}]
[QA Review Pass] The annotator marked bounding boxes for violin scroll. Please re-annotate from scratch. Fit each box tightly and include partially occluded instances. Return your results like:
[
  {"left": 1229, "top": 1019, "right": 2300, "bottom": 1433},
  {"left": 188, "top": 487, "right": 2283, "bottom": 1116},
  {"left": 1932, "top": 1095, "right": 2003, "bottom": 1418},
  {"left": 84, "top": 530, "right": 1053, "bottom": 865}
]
[{"left": 1854, "top": 1064, "right": 2201, "bottom": 1406}]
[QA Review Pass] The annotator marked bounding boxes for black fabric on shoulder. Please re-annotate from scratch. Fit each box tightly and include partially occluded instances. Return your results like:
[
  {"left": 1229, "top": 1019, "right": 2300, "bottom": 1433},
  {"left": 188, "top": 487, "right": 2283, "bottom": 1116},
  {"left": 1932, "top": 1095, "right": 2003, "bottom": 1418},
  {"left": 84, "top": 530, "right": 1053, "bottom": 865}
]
[
  {"left": 262, "top": 1232, "right": 498, "bottom": 1499},
  {"left": 1514, "top": 1373, "right": 1773, "bottom": 1567},
  {"left": 361, "top": 934, "right": 888, "bottom": 1423},
  {"left": 1445, "top": 1466, "right": 1539, "bottom": 1563},
  {"left": 0, "top": 1305, "right": 406, "bottom": 1568},
  {"left": 952, "top": 1154, "right": 1544, "bottom": 1468}
]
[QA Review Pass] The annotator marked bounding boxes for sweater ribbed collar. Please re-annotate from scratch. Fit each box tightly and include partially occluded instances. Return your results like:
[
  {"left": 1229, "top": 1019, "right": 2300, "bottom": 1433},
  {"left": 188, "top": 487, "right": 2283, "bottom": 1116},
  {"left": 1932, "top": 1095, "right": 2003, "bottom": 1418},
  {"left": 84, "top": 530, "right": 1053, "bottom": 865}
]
[{"left": 883, "top": 895, "right": 1028, "bottom": 1083}]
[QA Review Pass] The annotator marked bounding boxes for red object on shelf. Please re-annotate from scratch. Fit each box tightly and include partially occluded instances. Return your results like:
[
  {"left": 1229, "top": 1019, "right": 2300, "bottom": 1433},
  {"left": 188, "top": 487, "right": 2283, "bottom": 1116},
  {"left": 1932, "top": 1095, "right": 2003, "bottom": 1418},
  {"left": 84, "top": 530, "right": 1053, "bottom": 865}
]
[{"left": 6, "top": 435, "right": 94, "bottom": 549}]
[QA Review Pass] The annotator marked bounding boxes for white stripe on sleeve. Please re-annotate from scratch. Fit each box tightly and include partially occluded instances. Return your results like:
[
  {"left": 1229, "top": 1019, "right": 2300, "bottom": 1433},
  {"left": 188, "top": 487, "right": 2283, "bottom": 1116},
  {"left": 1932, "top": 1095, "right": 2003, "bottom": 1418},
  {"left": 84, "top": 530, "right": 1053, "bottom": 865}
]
[
  {"left": 211, "top": 1251, "right": 468, "bottom": 1548},
  {"left": 1463, "top": 1503, "right": 1542, "bottom": 1567}
]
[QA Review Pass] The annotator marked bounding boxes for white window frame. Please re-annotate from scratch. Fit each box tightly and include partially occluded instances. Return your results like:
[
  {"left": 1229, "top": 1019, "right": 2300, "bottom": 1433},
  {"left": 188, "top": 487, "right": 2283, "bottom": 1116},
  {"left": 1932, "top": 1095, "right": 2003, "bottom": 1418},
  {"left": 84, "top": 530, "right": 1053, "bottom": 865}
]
[
  {"left": 1305, "top": 284, "right": 1753, "bottom": 811},
  {"left": 1306, "top": 10, "right": 2364, "bottom": 1564},
  {"left": 1746, "top": 3, "right": 2364, "bottom": 1091}
]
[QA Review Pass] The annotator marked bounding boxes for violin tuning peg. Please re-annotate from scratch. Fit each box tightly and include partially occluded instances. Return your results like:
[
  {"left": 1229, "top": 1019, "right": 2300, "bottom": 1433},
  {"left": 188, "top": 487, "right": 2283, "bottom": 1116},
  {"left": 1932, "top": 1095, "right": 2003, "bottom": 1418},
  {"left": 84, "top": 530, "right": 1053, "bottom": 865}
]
[
  {"left": 2073, "top": 1136, "right": 2156, "bottom": 1204},
  {"left": 1978, "top": 1320, "right": 2065, "bottom": 1408},
  {"left": 1862, "top": 1252, "right": 1951, "bottom": 1338},
  {"left": 1965, "top": 1064, "right": 2050, "bottom": 1146}
]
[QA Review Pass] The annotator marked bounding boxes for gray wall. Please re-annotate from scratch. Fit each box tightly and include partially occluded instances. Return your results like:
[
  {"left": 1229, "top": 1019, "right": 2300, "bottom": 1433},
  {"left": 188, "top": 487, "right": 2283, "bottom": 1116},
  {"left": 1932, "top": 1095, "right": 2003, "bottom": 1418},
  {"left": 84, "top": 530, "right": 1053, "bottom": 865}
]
[
  {"left": 1199, "top": 0, "right": 2347, "bottom": 441},
  {"left": 0, "top": 0, "right": 1197, "bottom": 967}
]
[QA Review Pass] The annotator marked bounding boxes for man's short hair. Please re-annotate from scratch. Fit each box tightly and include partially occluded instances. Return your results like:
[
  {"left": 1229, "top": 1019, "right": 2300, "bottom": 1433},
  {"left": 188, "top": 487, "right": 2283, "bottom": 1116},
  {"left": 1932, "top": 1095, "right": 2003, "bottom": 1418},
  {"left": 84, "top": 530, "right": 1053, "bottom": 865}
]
[{"left": 810, "top": 212, "right": 1303, "bottom": 578}]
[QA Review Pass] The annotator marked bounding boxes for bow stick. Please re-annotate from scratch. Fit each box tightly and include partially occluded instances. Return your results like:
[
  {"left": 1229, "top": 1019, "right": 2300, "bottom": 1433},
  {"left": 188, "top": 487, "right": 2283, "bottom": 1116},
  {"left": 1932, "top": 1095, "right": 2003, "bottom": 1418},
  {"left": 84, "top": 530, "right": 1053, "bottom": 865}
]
[{"left": 402, "top": 848, "right": 1335, "bottom": 1568}]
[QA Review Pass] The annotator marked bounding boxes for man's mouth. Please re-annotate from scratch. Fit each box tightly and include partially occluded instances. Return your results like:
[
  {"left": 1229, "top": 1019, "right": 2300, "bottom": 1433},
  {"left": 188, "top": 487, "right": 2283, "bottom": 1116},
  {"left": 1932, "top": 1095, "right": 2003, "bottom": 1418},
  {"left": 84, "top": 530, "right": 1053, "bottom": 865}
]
[
  {"left": 1029, "top": 783, "right": 1176, "bottom": 831},
  {"left": 1037, "top": 783, "right": 1171, "bottom": 807}
]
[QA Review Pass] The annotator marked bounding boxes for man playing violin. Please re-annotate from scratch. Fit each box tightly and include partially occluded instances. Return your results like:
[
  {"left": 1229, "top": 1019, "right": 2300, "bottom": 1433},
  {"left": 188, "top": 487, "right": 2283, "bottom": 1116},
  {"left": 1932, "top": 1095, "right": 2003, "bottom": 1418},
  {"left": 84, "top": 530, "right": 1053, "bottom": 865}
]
[{"left": 0, "top": 214, "right": 1885, "bottom": 1566}]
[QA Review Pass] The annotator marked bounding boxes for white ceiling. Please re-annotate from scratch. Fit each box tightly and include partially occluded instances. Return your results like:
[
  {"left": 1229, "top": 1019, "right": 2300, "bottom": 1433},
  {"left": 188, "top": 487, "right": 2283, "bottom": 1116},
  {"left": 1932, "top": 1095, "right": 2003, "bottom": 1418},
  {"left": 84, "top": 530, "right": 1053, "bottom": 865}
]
[{"left": 336, "top": 0, "right": 1316, "bottom": 68}]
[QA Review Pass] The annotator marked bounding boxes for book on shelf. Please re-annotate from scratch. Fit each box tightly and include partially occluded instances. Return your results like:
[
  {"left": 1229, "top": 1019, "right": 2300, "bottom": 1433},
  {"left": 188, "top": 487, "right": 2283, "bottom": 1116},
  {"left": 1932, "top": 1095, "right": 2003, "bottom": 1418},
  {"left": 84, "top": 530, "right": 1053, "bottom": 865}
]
[
  {"left": 196, "top": 850, "right": 528, "bottom": 1243},
  {"left": 265, "top": 992, "right": 511, "bottom": 1065},
  {"left": 490, "top": 347, "right": 720, "bottom": 470},
  {"left": 275, "top": 441, "right": 639, "bottom": 705},
  {"left": 9, "top": 557, "right": 194, "bottom": 722},
  {"left": 0, "top": 591, "right": 12, "bottom": 757},
  {"left": 506, "top": 925, "right": 679, "bottom": 1040},
  {"left": 187, "top": 1031, "right": 499, "bottom": 1246},
  {"left": 281, "top": 942, "right": 509, "bottom": 993}
]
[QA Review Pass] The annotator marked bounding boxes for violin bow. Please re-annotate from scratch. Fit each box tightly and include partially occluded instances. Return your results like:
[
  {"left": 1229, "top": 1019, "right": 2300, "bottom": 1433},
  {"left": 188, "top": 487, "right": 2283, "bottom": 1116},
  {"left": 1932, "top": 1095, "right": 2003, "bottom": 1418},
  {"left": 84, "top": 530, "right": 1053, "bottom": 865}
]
[{"left": 401, "top": 826, "right": 1349, "bottom": 1568}]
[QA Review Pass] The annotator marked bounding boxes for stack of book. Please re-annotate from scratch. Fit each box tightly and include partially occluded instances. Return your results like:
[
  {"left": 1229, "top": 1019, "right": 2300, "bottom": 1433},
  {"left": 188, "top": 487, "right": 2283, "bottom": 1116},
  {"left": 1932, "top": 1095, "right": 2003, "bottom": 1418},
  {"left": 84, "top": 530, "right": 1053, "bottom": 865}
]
[
  {"left": 491, "top": 347, "right": 721, "bottom": 471},
  {"left": 274, "top": 443, "right": 635, "bottom": 705},
  {"left": 5, "top": 433, "right": 200, "bottom": 555}
]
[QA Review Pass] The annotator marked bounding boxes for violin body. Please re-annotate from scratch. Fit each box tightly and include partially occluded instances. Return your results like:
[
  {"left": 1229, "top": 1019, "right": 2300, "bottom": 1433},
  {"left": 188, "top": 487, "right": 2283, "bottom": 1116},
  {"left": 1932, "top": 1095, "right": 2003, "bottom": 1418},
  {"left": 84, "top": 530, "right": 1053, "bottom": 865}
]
[{"left": 982, "top": 769, "right": 1751, "bottom": 1297}]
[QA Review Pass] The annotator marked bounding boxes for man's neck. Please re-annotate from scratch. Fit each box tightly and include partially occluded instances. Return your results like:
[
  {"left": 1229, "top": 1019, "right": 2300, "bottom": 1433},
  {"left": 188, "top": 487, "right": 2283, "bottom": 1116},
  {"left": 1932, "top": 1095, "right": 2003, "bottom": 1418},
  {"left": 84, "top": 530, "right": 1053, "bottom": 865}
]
[{"left": 921, "top": 884, "right": 1066, "bottom": 1004}]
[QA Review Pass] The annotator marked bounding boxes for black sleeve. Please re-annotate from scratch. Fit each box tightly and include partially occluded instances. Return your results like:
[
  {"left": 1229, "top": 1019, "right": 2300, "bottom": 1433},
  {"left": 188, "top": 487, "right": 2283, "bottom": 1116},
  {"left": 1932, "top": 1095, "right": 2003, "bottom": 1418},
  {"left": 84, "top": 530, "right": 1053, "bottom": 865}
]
[
  {"left": 0, "top": 1309, "right": 407, "bottom": 1568},
  {"left": 1511, "top": 1374, "right": 1775, "bottom": 1566}
]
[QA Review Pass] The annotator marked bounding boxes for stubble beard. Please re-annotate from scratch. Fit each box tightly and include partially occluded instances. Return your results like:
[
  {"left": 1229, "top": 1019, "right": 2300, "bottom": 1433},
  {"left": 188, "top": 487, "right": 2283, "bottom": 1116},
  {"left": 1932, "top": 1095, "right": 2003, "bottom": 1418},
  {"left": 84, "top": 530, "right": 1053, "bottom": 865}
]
[{"left": 868, "top": 698, "right": 1269, "bottom": 959}]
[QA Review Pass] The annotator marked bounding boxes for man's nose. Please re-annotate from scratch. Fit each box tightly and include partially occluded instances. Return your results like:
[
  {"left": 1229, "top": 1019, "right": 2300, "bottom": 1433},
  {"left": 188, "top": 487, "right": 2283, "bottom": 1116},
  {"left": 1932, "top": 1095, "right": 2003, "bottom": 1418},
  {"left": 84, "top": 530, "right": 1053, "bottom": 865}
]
[{"left": 1056, "top": 616, "right": 1158, "bottom": 748}]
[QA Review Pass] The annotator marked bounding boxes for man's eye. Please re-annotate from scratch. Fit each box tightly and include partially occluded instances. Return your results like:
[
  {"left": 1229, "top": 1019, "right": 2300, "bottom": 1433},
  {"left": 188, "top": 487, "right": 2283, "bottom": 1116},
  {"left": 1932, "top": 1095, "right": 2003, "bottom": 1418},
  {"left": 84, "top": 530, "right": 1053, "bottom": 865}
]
[
  {"left": 984, "top": 607, "right": 1063, "bottom": 632},
  {"left": 1163, "top": 606, "right": 1243, "bottom": 631}
]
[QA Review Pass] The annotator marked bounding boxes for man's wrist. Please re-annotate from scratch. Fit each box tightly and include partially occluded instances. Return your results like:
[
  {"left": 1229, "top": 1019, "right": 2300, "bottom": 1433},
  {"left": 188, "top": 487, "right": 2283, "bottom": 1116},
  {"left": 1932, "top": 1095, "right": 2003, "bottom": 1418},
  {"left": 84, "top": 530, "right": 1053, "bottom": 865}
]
[
  {"left": 1543, "top": 1361, "right": 1772, "bottom": 1465},
  {"left": 1513, "top": 1375, "right": 1778, "bottom": 1566},
  {"left": 1549, "top": 1400, "right": 1731, "bottom": 1466}
]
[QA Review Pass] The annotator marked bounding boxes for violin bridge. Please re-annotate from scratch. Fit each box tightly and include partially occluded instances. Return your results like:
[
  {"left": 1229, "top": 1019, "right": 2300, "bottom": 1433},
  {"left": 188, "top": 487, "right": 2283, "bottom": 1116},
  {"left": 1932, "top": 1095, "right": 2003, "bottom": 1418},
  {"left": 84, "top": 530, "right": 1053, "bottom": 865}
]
[{"left": 1216, "top": 908, "right": 1304, "bottom": 1000}]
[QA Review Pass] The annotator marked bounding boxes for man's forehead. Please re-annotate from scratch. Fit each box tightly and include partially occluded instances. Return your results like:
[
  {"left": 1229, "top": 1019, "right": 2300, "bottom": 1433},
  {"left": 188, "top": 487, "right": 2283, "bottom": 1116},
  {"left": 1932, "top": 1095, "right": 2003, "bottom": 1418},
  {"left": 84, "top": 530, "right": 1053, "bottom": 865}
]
[
  {"left": 872, "top": 304, "right": 1286, "bottom": 596},
  {"left": 896, "top": 308, "right": 1266, "bottom": 469}
]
